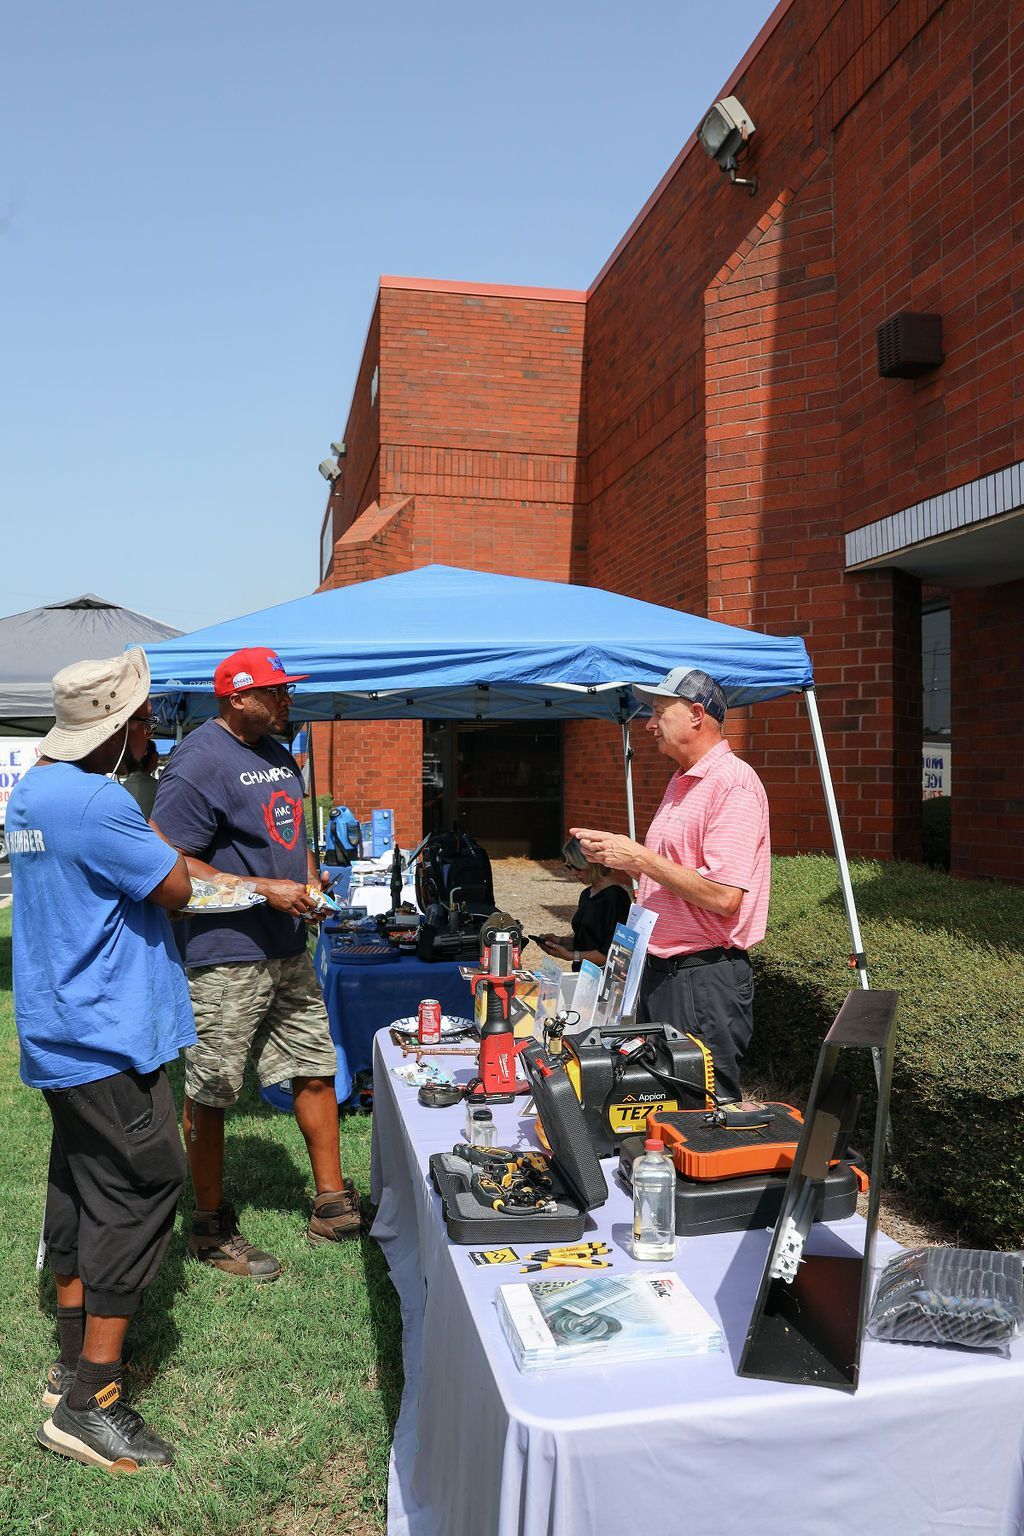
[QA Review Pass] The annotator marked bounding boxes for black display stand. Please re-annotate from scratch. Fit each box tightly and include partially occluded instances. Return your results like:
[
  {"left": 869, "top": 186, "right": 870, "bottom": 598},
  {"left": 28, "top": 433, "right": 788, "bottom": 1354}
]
[{"left": 738, "top": 988, "right": 898, "bottom": 1393}]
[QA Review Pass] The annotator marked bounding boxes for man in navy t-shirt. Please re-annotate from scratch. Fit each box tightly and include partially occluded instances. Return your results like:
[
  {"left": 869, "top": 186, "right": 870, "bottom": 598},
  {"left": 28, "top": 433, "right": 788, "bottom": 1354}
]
[
  {"left": 7, "top": 648, "right": 193, "bottom": 1473},
  {"left": 153, "top": 646, "right": 362, "bottom": 1278}
]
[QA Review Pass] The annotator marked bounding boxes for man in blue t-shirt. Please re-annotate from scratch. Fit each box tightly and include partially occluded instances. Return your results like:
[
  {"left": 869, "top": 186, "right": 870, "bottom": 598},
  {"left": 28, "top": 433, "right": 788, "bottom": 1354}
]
[
  {"left": 152, "top": 646, "right": 362, "bottom": 1280},
  {"left": 7, "top": 648, "right": 194, "bottom": 1474}
]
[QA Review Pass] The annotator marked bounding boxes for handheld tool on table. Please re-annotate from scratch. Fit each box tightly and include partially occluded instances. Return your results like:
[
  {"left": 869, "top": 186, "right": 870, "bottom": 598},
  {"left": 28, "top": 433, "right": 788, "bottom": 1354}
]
[{"left": 465, "top": 912, "right": 533, "bottom": 1104}]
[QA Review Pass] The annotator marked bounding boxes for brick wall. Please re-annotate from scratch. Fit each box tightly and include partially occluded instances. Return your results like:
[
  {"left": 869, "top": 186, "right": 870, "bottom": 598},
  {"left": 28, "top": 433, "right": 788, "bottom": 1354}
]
[
  {"left": 378, "top": 279, "right": 587, "bottom": 582},
  {"left": 314, "top": 0, "right": 1023, "bottom": 881},
  {"left": 570, "top": 0, "right": 1008, "bottom": 868},
  {"left": 320, "top": 302, "right": 382, "bottom": 584},
  {"left": 312, "top": 496, "right": 421, "bottom": 836},
  {"left": 832, "top": 0, "right": 1024, "bottom": 534},
  {"left": 314, "top": 280, "right": 587, "bottom": 833}
]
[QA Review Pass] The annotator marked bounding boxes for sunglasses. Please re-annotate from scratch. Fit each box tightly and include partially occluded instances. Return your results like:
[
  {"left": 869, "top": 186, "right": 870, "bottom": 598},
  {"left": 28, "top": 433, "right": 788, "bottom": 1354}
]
[
  {"left": 246, "top": 684, "right": 296, "bottom": 699},
  {"left": 129, "top": 714, "right": 155, "bottom": 735}
]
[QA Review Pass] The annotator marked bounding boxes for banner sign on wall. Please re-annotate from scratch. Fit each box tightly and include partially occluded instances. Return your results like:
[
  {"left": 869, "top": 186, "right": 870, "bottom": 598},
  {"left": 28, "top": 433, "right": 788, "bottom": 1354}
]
[
  {"left": 0, "top": 738, "right": 43, "bottom": 825},
  {"left": 922, "top": 744, "right": 951, "bottom": 799}
]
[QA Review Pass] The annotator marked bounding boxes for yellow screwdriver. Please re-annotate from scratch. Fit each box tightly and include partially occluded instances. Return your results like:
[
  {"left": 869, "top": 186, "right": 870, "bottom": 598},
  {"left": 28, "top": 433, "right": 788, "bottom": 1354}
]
[{"left": 520, "top": 1258, "right": 612, "bottom": 1272}]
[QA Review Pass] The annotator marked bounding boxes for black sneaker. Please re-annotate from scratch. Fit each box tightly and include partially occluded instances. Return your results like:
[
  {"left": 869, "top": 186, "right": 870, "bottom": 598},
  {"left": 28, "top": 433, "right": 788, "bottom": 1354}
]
[
  {"left": 187, "top": 1201, "right": 282, "bottom": 1281},
  {"left": 37, "top": 1381, "right": 174, "bottom": 1472},
  {"left": 42, "top": 1360, "right": 75, "bottom": 1411},
  {"left": 43, "top": 1340, "right": 135, "bottom": 1409}
]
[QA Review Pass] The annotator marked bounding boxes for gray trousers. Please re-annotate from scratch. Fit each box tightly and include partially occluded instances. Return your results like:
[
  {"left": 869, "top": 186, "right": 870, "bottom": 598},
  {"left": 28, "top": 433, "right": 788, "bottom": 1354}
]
[{"left": 636, "top": 952, "right": 754, "bottom": 1102}]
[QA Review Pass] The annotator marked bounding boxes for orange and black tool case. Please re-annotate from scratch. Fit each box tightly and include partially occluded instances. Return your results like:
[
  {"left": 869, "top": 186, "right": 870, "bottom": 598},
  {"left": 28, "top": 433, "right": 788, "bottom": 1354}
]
[{"left": 618, "top": 1104, "right": 867, "bottom": 1238}]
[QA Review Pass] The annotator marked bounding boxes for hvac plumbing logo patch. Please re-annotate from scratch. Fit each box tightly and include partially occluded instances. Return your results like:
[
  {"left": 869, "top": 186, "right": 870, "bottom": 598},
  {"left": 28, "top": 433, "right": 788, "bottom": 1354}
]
[{"left": 262, "top": 789, "right": 302, "bottom": 850}]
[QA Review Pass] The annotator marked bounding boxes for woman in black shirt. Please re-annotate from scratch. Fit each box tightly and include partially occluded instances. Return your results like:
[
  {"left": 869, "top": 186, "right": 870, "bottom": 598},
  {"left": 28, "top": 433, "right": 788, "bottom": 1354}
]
[{"left": 538, "top": 836, "right": 632, "bottom": 970}]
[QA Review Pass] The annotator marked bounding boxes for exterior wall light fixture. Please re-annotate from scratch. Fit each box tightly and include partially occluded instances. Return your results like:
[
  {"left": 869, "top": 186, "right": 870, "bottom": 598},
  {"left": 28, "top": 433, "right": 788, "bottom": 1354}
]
[{"left": 698, "top": 96, "right": 758, "bottom": 195}]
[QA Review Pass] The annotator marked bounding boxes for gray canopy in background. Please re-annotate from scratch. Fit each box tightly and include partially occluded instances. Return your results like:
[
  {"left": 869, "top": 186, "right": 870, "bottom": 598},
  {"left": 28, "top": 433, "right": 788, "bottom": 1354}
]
[{"left": 0, "top": 594, "right": 181, "bottom": 734}]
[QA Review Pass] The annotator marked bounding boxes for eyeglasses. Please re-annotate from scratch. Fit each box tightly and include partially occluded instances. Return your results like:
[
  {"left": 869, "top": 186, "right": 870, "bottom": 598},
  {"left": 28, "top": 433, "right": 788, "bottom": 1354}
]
[
  {"left": 248, "top": 684, "right": 295, "bottom": 699},
  {"left": 129, "top": 714, "right": 155, "bottom": 735}
]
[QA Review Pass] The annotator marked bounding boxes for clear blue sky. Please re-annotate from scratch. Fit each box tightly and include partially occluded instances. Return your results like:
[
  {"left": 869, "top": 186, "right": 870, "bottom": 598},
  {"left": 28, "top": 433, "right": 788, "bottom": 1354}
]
[{"left": 2, "top": 0, "right": 778, "bottom": 634}]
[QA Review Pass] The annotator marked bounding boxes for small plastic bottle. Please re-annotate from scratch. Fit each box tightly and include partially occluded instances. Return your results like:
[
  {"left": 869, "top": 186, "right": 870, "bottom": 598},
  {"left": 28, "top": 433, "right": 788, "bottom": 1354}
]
[
  {"left": 468, "top": 1107, "right": 496, "bottom": 1148},
  {"left": 632, "top": 1136, "right": 677, "bottom": 1261}
]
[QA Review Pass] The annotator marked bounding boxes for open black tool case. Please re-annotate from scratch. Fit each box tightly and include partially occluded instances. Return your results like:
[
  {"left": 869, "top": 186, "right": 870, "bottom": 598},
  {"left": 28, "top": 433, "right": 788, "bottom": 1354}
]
[{"left": 429, "top": 1043, "right": 608, "bottom": 1245}]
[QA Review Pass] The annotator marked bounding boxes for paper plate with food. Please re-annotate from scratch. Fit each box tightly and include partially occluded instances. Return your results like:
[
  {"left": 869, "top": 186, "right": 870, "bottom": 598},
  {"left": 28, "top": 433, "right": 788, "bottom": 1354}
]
[{"left": 183, "top": 877, "right": 266, "bottom": 914}]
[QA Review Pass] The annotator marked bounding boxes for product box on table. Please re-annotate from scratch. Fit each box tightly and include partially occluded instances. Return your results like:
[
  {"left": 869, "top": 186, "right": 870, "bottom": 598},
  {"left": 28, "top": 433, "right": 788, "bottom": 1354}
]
[
  {"left": 429, "top": 1043, "right": 608, "bottom": 1245},
  {"left": 370, "top": 808, "right": 394, "bottom": 855}
]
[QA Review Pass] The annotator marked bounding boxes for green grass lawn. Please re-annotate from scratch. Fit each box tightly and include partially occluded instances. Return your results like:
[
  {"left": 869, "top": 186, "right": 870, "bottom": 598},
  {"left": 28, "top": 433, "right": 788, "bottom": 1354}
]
[{"left": 0, "top": 909, "right": 401, "bottom": 1536}]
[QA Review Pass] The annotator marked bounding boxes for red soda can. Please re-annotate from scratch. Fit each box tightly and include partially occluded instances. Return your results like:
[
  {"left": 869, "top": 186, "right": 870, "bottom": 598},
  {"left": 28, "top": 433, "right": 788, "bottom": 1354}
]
[{"left": 418, "top": 998, "right": 442, "bottom": 1044}]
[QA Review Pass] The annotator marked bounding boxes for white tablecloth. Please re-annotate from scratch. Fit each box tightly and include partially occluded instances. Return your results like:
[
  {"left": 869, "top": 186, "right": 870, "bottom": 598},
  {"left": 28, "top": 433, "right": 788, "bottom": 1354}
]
[{"left": 370, "top": 1030, "right": 1024, "bottom": 1536}]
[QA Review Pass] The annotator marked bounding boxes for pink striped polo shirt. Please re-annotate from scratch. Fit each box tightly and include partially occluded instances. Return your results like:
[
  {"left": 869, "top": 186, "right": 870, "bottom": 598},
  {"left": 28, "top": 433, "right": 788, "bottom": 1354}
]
[{"left": 636, "top": 739, "right": 771, "bottom": 957}]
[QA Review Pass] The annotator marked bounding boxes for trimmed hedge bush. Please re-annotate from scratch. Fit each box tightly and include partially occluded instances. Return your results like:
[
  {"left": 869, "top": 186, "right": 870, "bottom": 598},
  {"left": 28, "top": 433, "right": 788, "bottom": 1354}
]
[{"left": 748, "top": 856, "right": 1024, "bottom": 1248}]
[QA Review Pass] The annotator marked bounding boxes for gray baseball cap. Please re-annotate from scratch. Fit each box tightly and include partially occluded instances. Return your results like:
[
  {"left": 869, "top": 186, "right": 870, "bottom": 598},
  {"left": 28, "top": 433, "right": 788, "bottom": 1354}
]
[{"left": 631, "top": 666, "right": 728, "bottom": 722}]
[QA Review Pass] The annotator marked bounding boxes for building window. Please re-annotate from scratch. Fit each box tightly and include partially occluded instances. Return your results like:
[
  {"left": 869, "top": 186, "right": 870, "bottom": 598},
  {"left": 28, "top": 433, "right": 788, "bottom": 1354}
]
[{"left": 922, "top": 603, "right": 950, "bottom": 739}]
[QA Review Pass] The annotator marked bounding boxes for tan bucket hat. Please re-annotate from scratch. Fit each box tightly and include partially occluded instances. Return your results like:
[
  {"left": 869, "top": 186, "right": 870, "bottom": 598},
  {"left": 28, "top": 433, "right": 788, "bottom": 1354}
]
[{"left": 40, "top": 647, "right": 151, "bottom": 762}]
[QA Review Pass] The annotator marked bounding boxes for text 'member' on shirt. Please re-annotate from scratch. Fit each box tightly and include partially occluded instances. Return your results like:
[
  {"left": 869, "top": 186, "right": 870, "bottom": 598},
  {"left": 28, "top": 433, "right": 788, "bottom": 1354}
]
[
  {"left": 152, "top": 718, "right": 309, "bottom": 967},
  {"left": 635, "top": 740, "right": 771, "bottom": 957},
  {"left": 5, "top": 762, "right": 195, "bottom": 1091}
]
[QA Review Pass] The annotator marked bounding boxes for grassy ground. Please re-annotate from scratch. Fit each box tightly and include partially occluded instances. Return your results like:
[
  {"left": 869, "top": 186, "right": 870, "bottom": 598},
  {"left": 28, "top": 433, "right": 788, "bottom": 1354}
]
[{"left": 0, "top": 909, "right": 401, "bottom": 1536}]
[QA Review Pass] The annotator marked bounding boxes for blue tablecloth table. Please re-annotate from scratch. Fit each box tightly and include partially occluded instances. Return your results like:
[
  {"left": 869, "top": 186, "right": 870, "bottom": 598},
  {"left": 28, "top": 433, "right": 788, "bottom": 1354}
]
[{"left": 262, "top": 931, "right": 471, "bottom": 1111}]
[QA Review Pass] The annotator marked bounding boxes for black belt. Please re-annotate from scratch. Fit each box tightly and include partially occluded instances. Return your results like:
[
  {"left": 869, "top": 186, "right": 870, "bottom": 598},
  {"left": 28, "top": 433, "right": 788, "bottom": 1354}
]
[{"left": 646, "top": 946, "right": 748, "bottom": 975}]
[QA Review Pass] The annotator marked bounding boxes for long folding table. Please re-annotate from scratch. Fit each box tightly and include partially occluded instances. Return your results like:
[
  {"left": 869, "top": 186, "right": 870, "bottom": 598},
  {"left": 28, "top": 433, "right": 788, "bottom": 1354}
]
[{"left": 370, "top": 1028, "right": 1024, "bottom": 1536}]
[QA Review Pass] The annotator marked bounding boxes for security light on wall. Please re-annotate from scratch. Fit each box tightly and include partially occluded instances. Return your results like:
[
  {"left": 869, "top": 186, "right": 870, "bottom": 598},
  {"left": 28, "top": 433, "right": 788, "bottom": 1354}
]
[
  {"left": 318, "top": 459, "right": 342, "bottom": 483},
  {"left": 698, "top": 95, "right": 758, "bottom": 195},
  {"left": 330, "top": 441, "right": 347, "bottom": 457}
]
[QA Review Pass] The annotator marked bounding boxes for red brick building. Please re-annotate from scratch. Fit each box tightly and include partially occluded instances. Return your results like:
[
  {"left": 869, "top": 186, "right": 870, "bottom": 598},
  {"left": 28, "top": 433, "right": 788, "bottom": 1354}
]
[{"left": 315, "top": 0, "right": 1024, "bottom": 883}]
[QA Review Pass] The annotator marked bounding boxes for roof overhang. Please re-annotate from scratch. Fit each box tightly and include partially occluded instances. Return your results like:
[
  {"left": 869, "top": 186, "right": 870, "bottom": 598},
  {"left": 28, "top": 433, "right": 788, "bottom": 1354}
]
[{"left": 846, "top": 460, "right": 1024, "bottom": 587}]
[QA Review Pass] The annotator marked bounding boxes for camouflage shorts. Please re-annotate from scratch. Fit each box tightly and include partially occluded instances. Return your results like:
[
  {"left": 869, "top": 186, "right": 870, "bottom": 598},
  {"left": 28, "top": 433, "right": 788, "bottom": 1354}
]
[{"left": 184, "top": 953, "right": 338, "bottom": 1107}]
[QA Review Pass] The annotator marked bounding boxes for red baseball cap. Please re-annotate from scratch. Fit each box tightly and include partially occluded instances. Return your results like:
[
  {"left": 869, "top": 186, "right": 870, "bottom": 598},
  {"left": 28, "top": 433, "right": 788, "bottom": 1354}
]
[{"left": 213, "top": 647, "right": 309, "bottom": 697}]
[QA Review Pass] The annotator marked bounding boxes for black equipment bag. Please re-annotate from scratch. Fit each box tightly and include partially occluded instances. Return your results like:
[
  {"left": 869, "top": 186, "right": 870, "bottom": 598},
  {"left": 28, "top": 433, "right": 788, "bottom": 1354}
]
[{"left": 415, "top": 826, "right": 495, "bottom": 917}]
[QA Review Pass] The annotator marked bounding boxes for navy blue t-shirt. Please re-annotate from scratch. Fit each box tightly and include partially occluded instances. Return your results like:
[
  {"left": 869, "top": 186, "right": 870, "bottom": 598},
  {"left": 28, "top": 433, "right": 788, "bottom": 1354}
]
[{"left": 153, "top": 720, "right": 309, "bottom": 966}]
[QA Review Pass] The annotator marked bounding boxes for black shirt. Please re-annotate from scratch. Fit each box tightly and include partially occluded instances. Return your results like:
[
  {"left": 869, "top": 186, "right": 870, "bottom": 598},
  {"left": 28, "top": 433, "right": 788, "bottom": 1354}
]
[{"left": 570, "top": 883, "right": 632, "bottom": 966}]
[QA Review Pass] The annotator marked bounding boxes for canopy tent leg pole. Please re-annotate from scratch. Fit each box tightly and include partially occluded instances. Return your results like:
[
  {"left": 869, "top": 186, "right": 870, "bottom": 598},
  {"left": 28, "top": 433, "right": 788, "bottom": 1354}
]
[
  {"left": 622, "top": 721, "right": 637, "bottom": 843},
  {"left": 803, "top": 686, "right": 868, "bottom": 991},
  {"left": 307, "top": 721, "right": 320, "bottom": 860},
  {"left": 803, "top": 685, "right": 892, "bottom": 1144}
]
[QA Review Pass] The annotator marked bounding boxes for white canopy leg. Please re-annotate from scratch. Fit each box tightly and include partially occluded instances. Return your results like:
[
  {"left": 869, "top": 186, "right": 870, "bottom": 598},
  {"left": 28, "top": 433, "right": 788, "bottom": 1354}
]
[
  {"left": 622, "top": 720, "right": 636, "bottom": 843},
  {"left": 803, "top": 686, "right": 869, "bottom": 990}
]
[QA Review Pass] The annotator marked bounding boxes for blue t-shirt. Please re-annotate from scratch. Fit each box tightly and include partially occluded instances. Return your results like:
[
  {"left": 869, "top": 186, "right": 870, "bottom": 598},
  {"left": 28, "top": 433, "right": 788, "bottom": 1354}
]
[
  {"left": 7, "top": 763, "right": 196, "bottom": 1090},
  {"left": 152, "top": 720, "right": 309, "bottom": 967}
]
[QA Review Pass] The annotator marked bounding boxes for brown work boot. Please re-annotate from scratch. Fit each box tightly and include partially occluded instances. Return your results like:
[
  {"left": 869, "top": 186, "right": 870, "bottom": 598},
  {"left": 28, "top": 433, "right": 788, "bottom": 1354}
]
[
  {"left": 307, "top": 1182, "right": 363, "bottom": 1245},
  {"left": 187, "top": 1202, "right": 282, "bottom": 1281}
]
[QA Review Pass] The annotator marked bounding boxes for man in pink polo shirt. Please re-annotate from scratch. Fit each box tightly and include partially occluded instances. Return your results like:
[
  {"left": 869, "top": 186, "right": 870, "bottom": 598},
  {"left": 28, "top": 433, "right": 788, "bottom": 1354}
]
[{"left": 572, "top": 666, "right": 770, "bottom": 1102}]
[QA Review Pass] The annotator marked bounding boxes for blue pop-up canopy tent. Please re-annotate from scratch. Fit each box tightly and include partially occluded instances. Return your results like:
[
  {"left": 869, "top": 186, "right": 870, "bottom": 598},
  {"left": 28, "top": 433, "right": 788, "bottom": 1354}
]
[
  {"left": 142, "top": 565, "right": 868, "bottom": 986},
  {"left": 142, "top": 564, "right": 813, "bottom": 722}
]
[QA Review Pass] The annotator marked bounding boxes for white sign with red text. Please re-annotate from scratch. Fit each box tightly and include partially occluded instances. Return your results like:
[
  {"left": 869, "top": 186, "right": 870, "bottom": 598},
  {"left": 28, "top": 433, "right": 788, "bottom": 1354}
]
[
  {"left": 922, "top": 744, "right": 950, "bottom": 799},
  {"left": 0, "top": 738, "right": 43, "bottom": 826}
]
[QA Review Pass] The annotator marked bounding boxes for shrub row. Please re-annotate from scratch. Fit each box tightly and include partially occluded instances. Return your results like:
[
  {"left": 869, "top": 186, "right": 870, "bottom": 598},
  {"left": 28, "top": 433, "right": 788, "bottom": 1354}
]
[{"left": 747, "top": 856, "right": 1024, "bottom": 1248}]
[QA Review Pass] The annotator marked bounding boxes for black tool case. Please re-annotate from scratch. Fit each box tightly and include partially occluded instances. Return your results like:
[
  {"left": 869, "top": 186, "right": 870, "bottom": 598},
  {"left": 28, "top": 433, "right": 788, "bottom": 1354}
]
[
  {"left": 618, "top": 1135, "right": 861, "bottom": 1238},
  {"left": 429, "top": 1043, "right": 608, "bottom": 1245},
  {"left": 564, "top": 1020, "right": 712, "bottom": 1156}
]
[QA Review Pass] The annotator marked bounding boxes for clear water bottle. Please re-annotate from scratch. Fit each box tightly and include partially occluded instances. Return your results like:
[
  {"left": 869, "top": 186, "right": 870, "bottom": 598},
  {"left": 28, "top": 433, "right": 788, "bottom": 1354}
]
[
  {"left": 632, "top": 1137, "right": 677, "bottom": 1261},
  {"left": 467, "top": 1106, "right": 496, "bottom": 1148}
]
